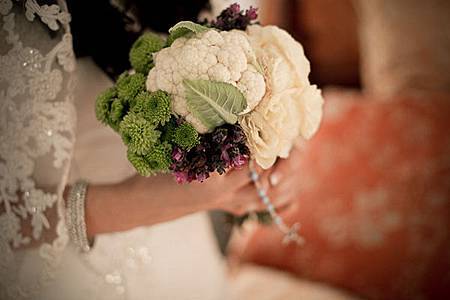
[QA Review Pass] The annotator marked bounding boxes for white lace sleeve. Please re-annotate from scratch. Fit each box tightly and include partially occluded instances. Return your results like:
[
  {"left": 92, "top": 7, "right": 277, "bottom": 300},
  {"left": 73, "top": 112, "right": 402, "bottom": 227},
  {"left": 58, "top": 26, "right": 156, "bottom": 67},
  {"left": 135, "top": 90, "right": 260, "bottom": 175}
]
[{"left": 0, "top": 0, "right": 76, "bottom": 298}]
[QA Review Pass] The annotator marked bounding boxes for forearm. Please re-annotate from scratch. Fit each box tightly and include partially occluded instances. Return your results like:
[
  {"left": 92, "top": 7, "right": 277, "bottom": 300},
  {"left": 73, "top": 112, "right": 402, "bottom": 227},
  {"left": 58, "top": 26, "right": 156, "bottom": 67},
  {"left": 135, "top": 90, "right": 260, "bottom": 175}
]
[
  {"left": 66, "top": 166, "right": 254, "bottom": 241},
  {"left": 84, "top": 182, "right": 134, "bottom": 238},
  {"left": 82, "top": 175, "right": 213, "bottom": 239}
]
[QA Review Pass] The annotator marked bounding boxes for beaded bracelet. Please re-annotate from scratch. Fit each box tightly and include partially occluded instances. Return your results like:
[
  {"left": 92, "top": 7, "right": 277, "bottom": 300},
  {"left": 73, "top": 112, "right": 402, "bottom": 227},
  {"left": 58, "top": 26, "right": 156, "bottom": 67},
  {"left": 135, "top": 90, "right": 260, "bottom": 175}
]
[
  {"left": 66, "top": 180, "right": 92, "bottom": 252},
  {"left": 249, "top": 161, "right": 304, "bottom": 245}
]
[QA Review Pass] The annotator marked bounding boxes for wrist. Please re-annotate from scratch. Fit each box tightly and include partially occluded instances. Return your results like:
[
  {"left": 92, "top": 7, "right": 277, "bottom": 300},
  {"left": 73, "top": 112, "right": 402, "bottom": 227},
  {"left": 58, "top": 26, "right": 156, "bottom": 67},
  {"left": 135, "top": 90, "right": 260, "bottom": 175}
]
[{"left": 84, "top": 181, "right": 129, "bottom": 237}]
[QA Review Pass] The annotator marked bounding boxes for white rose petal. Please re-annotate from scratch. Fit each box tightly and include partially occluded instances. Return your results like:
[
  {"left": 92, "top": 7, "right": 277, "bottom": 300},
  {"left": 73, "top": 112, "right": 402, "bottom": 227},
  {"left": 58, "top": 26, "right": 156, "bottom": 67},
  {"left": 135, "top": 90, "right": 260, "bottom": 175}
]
[
  {"left": 240, "top": 111, "right": 280, "bottom": 169},
  {"left": 240, "top": 25, "right": 324, "bottom": 169},
  {"left": 298, "top": 85, "right": 324, "bottom": 139}
]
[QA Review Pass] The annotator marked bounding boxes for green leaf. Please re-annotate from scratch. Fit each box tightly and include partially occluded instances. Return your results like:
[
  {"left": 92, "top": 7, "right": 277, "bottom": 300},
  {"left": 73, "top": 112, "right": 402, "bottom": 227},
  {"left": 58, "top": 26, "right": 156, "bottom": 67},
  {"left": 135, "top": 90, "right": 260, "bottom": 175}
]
[
  {"left": 183, "top": 79, "right": 247, "bottom": 131},
  {"left": 167, "top": 21, "right": 209, "bottom": 45},
  {"left": 169, "top": 21, "right": 209, "bottom": 35}
]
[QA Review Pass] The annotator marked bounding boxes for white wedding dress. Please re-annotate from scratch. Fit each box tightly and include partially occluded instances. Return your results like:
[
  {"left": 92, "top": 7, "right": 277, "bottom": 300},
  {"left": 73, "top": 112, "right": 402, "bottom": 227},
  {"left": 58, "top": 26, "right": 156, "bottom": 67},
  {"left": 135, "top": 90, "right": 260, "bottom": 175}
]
[{"left": 0, "top": 1, "right": 228, "bottom": 299}]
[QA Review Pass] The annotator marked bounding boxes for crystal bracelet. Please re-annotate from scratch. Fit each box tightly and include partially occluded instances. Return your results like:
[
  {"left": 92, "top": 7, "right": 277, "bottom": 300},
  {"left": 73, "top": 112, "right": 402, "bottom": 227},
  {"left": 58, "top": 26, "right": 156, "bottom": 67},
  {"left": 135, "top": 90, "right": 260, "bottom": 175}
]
[
  {"left": 249, "top": 161, "right": 305, "bottom": 245},
  {"left": 66, "top": 180, "right": 92, "bottom": 252}
]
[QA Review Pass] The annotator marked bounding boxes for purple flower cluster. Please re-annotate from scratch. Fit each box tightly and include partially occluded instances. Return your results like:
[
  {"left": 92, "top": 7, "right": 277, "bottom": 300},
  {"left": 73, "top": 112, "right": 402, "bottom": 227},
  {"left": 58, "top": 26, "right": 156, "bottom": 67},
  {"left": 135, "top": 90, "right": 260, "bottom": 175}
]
[
  {"left": 210, "top": 3, "right": 258, "bottom": 31},
  {"left": 170, "top": 124, "right": 250, "bottom": 183}
]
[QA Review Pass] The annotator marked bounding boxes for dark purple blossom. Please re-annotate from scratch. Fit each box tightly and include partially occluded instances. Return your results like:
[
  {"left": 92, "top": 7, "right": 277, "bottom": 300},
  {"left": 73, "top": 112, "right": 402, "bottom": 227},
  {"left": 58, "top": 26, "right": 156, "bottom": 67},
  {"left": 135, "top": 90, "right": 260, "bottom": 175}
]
[
  {"left": 174, "top": 171, "right": 188, "bottom": 184},
  {"left": 221, "top": 149, "right": 230, "bottom": 165},
  {"left": 230, "top": 3, "right": 241, "bottom": 14},
  {"left": 209, "top": 3, "right": 258, "bottom": 31},
  {"left": 220, "top": 144, "right": 232, "bottom": 165},
  {"left": 196, "top": 172, "right": 208, "bottom": 182},
  {"left": 232, "top": 154, "right": 248, "bottom": 168},
  {"left": 245, "top": 6, "right": 258, "bottom": 20},
  {"left": 172, "top": 147, "right": 184, "bottom": 162},
  {"left": 170, "top": 124, "right": 250, "bottom": 183}
]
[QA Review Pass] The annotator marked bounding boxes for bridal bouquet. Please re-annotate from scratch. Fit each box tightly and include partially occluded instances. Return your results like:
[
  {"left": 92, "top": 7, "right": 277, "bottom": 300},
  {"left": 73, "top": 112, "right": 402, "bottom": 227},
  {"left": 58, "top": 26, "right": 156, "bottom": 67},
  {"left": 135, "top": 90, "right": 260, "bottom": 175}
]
[
  {"left": 96, "top": 4, "right": 322, "bottom": 242},
  {"left": 96, "top": 4, "right": 322, "bottom": 181}
]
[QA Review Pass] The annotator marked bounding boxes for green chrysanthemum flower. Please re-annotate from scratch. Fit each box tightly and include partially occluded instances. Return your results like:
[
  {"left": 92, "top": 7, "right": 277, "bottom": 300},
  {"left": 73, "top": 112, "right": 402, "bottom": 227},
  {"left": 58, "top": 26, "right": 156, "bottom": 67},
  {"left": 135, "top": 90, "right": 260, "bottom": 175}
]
[
  {"left": 132, "top": 90, "right": 171, "bottom": 125},
  {"left": 95, "top": 87, "right": 117, "bottom": 125},
  {"left": 116, "top": 72, "right": 146, "bottom": 106},
  {"left": 109, "top": 98, "right": 129, "bottom": 131},
  {"left": 129, "top": 32, "right": 165, "bottom": 74},
  {"left": 127, "top": 150, "right": 153, "bottom": 177},
  {"left": 145, "top": 142, "right": 173, "bottom": 172},
  {"left": 172, "top": 123, "right": 200, "bottom": 150},
  {"left": 159, "top": 116, "right": 177, "bottom": 143},
  {"left": 120, "top": 113, "right": 160, "bottom": 155}
]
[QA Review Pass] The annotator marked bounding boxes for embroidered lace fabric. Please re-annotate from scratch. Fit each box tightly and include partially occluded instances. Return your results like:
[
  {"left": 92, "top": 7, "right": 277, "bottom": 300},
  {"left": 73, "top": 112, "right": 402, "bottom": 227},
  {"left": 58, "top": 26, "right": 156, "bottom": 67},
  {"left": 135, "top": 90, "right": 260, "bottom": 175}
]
[{"left": 0, "top": 0, "right": 75, "bottom": 298}]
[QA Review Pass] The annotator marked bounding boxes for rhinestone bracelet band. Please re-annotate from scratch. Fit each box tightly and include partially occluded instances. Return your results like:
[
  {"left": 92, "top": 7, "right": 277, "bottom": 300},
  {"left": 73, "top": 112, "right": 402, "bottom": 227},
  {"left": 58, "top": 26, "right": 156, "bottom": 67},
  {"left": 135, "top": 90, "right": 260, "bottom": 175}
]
[{"left": 66, "top": 180, "right": 91, "bottom": 252}]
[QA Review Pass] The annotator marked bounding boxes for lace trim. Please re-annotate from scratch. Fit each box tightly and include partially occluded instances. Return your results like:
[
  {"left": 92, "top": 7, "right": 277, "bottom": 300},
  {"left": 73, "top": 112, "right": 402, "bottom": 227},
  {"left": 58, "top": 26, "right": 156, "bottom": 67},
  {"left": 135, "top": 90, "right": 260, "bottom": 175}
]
[
  {"left": 24, "top": 0, "right": 71, "bottom": 30},
  {"left": 0, "top": 0, "right": 76, "bottom": 298}
]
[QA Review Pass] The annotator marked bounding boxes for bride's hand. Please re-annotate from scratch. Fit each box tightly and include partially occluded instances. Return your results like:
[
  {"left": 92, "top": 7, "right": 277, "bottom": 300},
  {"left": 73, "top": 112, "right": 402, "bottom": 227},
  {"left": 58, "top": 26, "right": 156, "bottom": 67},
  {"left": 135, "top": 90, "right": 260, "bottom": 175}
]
[{"left": 222, "top": 146, "right": 303, "bottom": 216}]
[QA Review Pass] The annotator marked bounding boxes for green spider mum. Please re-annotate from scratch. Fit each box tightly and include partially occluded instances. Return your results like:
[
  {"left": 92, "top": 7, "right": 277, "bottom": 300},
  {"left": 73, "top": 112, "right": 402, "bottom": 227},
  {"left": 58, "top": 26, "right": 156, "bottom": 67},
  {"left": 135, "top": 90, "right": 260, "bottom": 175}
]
[
  {"left": 127, "top": 150, "right": 153, "bottom": 177},
  {"left": 172, "top": 123, "right": 200, "bottom": 150},
  {"left": 159, "top": 116, "right": 177, "bottom": 143},
  {"left": 95, "top": 87, "right": 117, "bottom": 125},
  {"left": 132, "top": 90, "right": 171, "bottom": 125},
  {"left": 129, "top": 32, "right": 165, "bottom": 74},
  {"left": 144, "top": 142, "right": 173, "bottom": 173},
  {"left": 116, "top": 72, "right": 146, "bottom": 106},
  {"left": 120, "top": 113, "right": 160, "bottom": 155},
  {"left": 109, "top": 98, "right": 129, "bottom": 131}
]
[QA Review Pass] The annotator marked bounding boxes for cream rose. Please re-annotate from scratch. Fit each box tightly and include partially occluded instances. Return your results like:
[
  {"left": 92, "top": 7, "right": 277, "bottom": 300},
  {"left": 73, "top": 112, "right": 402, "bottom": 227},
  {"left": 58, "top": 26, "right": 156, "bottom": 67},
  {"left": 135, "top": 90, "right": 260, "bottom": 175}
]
[{"left": 239, "top": 25, "right": 323, "bottom": 169}]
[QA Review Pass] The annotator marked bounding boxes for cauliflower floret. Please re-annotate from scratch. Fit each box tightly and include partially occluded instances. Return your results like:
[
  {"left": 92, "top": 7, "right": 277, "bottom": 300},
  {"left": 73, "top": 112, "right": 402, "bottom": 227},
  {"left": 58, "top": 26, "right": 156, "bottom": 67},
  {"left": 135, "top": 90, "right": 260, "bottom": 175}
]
[
  {"left": 237, "top": 65, "right": 266, "bottom": 113},
  {"left": 147, "top": 29, "right": 266, "bottom": 133},
  {"left": 208, "top": 63, "right": 231, "bottom": 82}
]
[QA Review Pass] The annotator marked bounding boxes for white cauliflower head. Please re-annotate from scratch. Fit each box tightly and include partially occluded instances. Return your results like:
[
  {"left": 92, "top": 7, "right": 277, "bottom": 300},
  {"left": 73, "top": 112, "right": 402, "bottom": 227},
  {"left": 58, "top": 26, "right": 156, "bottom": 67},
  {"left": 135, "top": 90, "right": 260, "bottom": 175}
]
[{"left": 146, "top": 29, "right": 266, "bottom": 133}]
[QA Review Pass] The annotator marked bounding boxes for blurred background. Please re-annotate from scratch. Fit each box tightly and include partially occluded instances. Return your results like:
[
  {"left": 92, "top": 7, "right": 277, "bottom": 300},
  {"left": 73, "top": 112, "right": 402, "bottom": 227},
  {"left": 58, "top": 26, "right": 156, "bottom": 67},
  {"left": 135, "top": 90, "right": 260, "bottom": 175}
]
[
  {"left": 225, "top": 1, "right": 450, "bottom": 300},
  {"left": 69, "top": 0, "right": 450, "bottom": 299}
]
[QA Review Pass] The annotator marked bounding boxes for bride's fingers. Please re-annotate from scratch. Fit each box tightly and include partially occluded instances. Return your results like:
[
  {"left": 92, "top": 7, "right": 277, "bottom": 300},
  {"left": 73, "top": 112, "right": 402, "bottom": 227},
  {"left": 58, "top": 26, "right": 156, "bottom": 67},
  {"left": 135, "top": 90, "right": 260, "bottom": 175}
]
[
  {"left": 276, "top": 202, "right": 293, "bottom": 213},
  {"left": 267, "top": 182, "right": 298, "bottom": 211},
  {"left": 267, "top": 159, "right": 290, "bottom": 188},
  {"left": 222, "top": 166, "right": 252, "bottom": 188},
  {"left": 232, "top": 184, "right": 266, "bottom": 212},
  {"left": 234, "top": 179, "right": 288, "bottom": 211},
  {"left": 229, "top": 180, "right": 298, "bottom": 215},
  {"left": 269, "top": 191, "right": 295, "bottom": 210},
  {"left": 255, "top": 168, "right": 271, "bottom": 193},
  {"left": 219, "top": 162, "right": 295, "bottom": 214},
  {"left": 267, "top": 146, "right": 302, "bottom": 187},
  {"left": 222, "top": 162, "right": 271, "bottom": 190}
]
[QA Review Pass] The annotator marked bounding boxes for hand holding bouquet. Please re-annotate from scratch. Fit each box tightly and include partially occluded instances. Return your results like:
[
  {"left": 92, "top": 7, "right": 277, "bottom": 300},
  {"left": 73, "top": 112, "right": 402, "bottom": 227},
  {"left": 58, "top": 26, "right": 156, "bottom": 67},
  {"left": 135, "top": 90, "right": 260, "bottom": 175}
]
[{"left": 96, "top": 4, "right": 323, "bottom": 244}]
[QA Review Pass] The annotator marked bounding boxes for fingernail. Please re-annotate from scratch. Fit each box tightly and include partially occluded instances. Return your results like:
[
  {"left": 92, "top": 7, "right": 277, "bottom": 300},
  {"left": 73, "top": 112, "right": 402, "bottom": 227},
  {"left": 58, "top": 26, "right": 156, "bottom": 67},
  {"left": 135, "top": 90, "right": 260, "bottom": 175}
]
[{"left": 269, "top": 173, "right": 281, "bottom": 186}]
